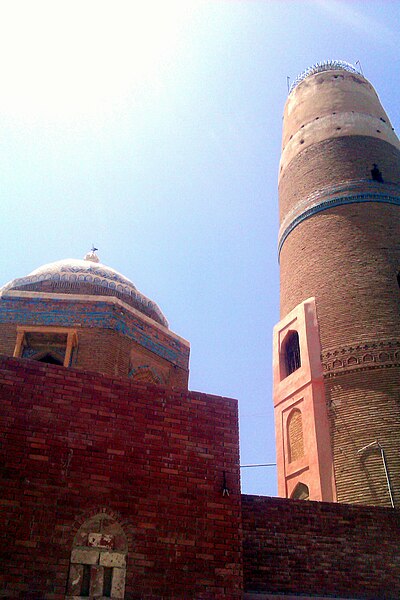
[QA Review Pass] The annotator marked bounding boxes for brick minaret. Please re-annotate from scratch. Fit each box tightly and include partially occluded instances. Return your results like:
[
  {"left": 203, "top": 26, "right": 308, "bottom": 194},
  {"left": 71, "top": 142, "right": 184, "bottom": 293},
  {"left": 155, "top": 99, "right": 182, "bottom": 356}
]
[{"left": 273, "top": 61, "right": 400, "bottom": 506}]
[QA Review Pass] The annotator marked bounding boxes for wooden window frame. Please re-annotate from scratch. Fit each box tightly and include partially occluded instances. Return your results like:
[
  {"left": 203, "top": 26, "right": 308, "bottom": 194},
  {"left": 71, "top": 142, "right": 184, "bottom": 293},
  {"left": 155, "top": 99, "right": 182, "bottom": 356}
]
[{"left": 13, "top": 326, "right": 78, "bottom": 367}]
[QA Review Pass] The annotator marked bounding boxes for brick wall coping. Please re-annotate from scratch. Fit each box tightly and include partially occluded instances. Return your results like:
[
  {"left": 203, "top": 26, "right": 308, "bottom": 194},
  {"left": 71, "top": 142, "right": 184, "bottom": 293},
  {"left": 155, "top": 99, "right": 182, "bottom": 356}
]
[
  {"left": 0, "top": 354, "right": 235, "bottom": 404},
  {"left": 244, "top": 595, "right": 352, "bottom": 600},
  {"left": 242, "top": 492, "right": 400, "bottom": 514}
]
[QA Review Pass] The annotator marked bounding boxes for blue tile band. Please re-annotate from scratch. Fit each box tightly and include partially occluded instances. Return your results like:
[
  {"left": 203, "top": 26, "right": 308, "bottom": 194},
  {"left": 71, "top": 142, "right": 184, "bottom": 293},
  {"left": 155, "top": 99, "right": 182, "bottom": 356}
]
[
  {"left": 0, "top": 297, "right": 185, "bottom": 366},
  {"left": 278, "top": 193, "right": 400, "bottom": 257}
]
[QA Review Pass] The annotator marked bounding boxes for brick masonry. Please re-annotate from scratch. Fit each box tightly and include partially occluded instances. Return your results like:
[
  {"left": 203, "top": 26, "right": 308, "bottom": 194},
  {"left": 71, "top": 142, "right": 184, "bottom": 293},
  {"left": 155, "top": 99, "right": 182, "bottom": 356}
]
[
  {"left": 0, "top": 356, "right": 242, "bottom": 599},
  {"left": 242, "top": 495, "right": 400, "bottom": 599},
  {"left": 326, "top": 366, "right": 400, "bottom": 506},
  {"left": 280, "top": 202, "right": 400, "bottom": 349},
  {"left": 1, "top": 356, "right": 400, "bottom": 598},
  {"left": 279, "top": 136, "right": 400, "bottom": 225}
]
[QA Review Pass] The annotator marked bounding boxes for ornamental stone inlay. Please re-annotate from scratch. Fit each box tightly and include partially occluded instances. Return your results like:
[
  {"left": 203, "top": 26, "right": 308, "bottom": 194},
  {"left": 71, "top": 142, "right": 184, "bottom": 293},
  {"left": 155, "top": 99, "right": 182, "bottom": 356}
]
[{"left": 322, "top": 340, "right": 400, "bottom": 375}]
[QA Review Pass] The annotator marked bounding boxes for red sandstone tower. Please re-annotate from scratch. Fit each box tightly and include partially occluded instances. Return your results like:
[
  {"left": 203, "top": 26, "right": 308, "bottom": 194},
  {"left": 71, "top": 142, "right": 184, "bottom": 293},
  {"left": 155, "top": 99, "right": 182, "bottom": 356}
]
[{"left": 273, "top": 61, "right": 400, "bottom": 507}]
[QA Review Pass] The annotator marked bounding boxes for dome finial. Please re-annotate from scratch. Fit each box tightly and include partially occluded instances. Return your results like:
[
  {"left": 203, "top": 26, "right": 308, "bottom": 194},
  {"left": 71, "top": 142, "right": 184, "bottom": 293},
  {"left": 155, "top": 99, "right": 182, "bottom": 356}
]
[{"left": 84, "top": 245, "right": 100, "bottom": 263}]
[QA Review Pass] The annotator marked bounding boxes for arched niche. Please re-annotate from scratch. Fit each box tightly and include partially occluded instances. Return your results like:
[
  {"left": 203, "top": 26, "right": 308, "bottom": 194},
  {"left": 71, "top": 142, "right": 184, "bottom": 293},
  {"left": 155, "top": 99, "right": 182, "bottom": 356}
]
[
  {"left": 281, "top": 330, "right": 301, "bottom": 379},
  {"left": 287, "top": 408, "right": 304, "bottom": 463},
  {"left": 128, "top": 365, "right": 163, "bottom": 385},
  {"left": 291, "top": 482, "right": 310, "bottom": 500},
  {"left": 66, "top": 513, "right": 128, "bottom": 599}
]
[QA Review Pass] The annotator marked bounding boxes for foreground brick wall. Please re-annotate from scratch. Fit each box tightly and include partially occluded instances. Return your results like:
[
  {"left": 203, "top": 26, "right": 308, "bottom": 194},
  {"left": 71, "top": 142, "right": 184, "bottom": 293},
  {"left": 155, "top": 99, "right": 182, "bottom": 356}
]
[
  {"left": 242, "top": 495, "right": 400, "bottom": 599},
  {"left": 0, "top": 356, "right": 242, "bottom": 599}
]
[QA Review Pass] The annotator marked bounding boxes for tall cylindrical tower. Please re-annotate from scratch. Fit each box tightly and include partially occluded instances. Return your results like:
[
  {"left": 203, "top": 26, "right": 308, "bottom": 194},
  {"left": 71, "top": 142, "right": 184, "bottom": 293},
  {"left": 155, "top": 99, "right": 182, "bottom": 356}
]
[{"left": 273, "top": 61, "right": 400, "bottom": 507}]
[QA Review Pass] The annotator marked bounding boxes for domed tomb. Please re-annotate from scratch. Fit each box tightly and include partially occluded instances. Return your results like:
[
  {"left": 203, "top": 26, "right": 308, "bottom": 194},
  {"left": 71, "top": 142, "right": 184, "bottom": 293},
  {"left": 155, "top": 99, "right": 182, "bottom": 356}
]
[
  {"left": 0, "top": 251, "right": 189, "bottom": 387},
  {"left": 1, "top": 251, "right": 168, "bottom": 327}
]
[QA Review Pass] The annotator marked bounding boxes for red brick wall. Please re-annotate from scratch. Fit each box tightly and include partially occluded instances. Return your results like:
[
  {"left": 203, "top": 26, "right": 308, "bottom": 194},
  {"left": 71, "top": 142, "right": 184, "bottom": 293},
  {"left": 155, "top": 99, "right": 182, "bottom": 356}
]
[
  {"left": 0, "top": 322, "right": 16, "bottom": 356},
  {"left": 0, "top": 356, "right": 242, "bottom": 599},
  {"left": 242, "top": 495, "right": 400, "bottom": 599}
]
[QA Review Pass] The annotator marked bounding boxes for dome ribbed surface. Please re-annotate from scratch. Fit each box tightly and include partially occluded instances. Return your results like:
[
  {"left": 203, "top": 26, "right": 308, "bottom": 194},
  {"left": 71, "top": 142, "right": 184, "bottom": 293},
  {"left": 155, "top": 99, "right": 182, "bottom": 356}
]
[{"left": 1, "top": 258, "right": 168, "bottom": 327}]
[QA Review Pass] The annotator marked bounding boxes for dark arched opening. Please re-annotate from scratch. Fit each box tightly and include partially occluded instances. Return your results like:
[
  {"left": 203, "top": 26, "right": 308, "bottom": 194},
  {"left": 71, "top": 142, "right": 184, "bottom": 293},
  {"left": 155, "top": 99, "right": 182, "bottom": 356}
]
[
  {"left": 371, "top": 163, "right": 384, "bottom": 182},
  {"left": 283, "top": 331, "right": 301, "bottom": 377},
  {"left": 291, "top": 482, "right": 310, "bottom": 500}
]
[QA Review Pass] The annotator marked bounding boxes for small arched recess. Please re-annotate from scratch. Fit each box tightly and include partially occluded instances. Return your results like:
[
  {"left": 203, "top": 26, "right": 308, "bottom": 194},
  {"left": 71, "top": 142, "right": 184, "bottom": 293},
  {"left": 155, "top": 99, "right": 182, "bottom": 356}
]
[
  {"left": 281, "top": 330, "right": 301, "bottom": 379},
  {"left": 287, "top": 408, "right": 305, "bottom": 463},
  {"left": 66, "top": 513, "right": 128, "bottom": 599},
  {"left": 291, "top": 482, "right": 310, "bottom": 500},
  {"left": 128, "top": 365, "right": 163, "bottom": 385}
]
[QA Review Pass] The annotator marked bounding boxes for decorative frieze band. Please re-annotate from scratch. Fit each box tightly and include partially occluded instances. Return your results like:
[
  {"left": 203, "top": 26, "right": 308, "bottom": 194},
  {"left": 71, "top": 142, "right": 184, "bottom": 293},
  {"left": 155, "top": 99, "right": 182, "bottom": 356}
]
[
  {"left": 322, "top": 340, "right": 400, "bottom": 375},
  {"left": 0, "top": 296, "right": 188, "bottom": 367},
  {"left": 278, "top": 191, "right": 400, "bottom": 256}
]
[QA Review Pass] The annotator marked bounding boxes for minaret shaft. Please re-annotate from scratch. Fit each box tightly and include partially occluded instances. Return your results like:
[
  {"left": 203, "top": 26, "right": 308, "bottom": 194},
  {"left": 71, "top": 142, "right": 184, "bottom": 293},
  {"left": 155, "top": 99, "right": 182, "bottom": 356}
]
[{"left": 273, "top": 62, "right": 400, "bottom": 506}]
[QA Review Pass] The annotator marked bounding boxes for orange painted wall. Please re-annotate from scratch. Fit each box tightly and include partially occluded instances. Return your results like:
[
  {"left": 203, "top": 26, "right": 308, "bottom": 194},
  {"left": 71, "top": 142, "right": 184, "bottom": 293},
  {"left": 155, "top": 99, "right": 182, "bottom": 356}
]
[{"left": 273, "top": 297, "right": 336, "bottom": 501}]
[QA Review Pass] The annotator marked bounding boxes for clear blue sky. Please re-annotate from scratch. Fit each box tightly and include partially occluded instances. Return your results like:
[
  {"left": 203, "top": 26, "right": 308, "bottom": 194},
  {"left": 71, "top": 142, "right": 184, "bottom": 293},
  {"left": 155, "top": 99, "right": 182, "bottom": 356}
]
[{"left": 1, "top": 1, "right": 399, "bottom": 496}]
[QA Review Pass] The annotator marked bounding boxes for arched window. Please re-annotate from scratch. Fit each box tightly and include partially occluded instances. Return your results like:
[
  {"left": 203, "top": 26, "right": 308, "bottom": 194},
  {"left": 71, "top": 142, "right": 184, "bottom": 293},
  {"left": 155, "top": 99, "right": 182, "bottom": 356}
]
[
  {"left": 287, "top": 408, "right": 304, "bottom": 463},
  {"left": 66, "top": 513, "right": 127, "bottom": 599},
  {"left": 291, "top": 482, "right": 310, "bottom": 500},
  {"left": 282, "top": 331, "right": 301, "bottom": 377}
]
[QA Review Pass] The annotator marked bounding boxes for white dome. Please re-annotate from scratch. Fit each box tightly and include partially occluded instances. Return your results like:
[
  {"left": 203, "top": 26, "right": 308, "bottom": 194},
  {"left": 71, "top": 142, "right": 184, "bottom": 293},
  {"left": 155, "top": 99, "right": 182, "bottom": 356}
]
[{"left": 1, "top": 258, "right": 168, "bottom": 327}]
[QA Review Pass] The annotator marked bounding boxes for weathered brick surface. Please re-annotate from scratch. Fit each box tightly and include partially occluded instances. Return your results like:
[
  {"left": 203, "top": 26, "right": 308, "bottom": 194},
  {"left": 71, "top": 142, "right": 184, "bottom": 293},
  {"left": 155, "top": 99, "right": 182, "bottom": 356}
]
[
  {"left": 242, "top": 495, "right": 400, "bottom": 599},
  {"left": 0, "top": 356, "right": 242, "bottom": 599},
  {"left": 280, "top": 202, "right": 400, "bottom": 344},
  {"left": 279, "top": 136, "right": 400, "bottom": 223},
  {"left": 326, "top": 366, "right": 400, "bottom": 506},
  {"left": 279, "top": 201, "right": 400, "bottom": 507}
]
